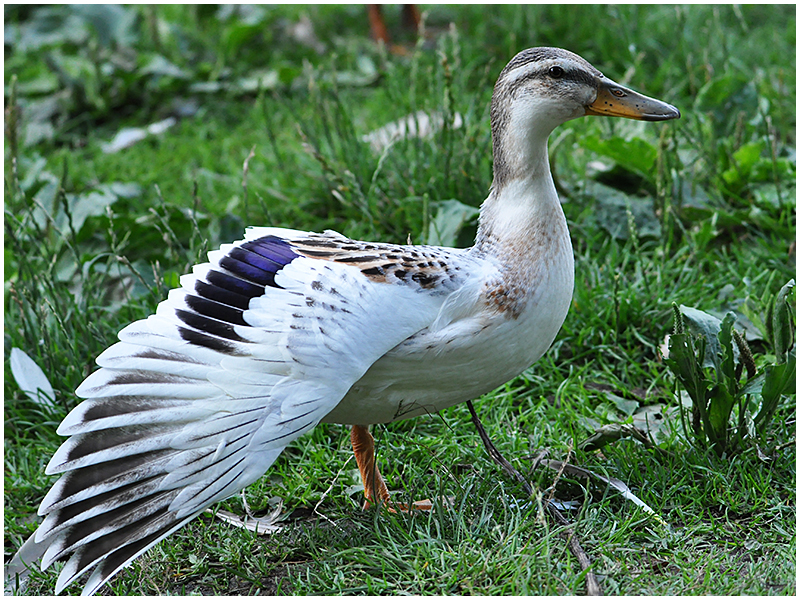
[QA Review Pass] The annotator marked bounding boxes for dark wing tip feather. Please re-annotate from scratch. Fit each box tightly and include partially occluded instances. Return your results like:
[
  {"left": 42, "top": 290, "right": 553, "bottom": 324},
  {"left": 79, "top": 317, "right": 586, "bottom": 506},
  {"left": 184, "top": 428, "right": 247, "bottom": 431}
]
[
  {"left": 40, "top": 449, "right": 174, "bottom": 515},
  {"left": 55, "top": 505, "right": 180, "bottom": 594}
]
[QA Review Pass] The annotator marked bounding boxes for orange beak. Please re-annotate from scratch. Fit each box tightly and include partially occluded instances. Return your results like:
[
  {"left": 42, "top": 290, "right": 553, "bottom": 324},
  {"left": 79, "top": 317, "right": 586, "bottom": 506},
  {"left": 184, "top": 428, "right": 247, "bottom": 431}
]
[{"left": 585, "top": 78, "right": 680, "bottom": 121}]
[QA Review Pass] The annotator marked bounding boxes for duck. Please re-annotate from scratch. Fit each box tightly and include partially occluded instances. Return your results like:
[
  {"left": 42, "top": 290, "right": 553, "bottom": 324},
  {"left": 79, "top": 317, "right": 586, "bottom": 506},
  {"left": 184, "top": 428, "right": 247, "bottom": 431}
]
[{"left": 9, "top": 47, "right": 679, "bottom": 595}]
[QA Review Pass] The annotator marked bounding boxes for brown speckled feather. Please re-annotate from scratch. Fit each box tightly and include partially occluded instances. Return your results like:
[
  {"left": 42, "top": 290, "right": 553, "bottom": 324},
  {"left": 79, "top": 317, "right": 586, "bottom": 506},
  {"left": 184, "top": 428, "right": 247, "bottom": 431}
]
[{"left": 291, "top": 232, "right": 467, "bottom": 292}]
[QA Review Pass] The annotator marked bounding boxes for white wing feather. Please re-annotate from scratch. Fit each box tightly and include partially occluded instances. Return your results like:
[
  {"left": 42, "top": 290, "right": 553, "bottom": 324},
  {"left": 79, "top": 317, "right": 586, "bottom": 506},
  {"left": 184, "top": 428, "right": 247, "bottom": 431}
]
[{"left": 16, "top": 232, "right": 446, "bottom": 595}]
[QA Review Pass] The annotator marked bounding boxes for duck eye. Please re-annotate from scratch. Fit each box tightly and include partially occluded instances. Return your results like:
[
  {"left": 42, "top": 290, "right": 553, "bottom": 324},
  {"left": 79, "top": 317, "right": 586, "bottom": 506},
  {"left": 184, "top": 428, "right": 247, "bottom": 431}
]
[{"left": 548, "top": 66, "right": 565, "bottom": 79}]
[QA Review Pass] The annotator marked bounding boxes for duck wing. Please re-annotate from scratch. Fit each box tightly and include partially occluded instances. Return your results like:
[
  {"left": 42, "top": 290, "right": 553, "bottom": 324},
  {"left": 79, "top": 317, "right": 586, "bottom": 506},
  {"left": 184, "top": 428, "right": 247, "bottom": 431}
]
[{"left": 20, "top": 228, "right": 459, "bottom": 595}]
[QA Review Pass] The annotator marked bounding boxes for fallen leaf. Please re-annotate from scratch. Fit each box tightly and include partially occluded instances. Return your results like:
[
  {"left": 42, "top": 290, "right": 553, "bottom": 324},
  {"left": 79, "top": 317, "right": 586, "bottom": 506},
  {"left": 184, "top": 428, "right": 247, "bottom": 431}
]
[
  {"left": 544, "top": 459, "right": 668, "bottom": 526},
  {"left": 102, "top": 118, "right": 177, "bottom": 153},
  {"left": 362, "top": 110, "right": 464, "bottom": 152},
  {"left": 9, "top": 348, "right": 55, "bottom": 407}
]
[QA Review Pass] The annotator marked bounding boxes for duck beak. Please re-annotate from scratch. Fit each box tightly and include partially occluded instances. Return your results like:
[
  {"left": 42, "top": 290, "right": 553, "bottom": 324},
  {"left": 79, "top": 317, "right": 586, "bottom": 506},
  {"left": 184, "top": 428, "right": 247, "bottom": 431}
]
[{"left": 585, "top": 78, "right": 680, "bottom": 121}]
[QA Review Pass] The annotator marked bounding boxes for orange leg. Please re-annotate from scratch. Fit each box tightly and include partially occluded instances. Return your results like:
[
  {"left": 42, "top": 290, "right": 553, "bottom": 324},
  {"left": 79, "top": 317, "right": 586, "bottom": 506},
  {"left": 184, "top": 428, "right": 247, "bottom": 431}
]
[{"left": 350, "top": 425, "right": 432, "bottom": 511}]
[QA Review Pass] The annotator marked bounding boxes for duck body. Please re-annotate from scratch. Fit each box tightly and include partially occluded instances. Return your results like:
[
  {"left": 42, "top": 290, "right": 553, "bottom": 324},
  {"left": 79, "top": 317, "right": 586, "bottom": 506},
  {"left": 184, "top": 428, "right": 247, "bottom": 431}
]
[
  {"left": 9, "top": 47, "right": 678, "bottom": 595},
  {"left": 328, "top": 184, "right": 574, "bottom": 425}
]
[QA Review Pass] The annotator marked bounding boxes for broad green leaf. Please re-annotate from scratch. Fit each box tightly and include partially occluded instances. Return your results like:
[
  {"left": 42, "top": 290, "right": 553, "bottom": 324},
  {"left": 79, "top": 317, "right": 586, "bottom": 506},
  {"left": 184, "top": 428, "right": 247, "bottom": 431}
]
[
  {"left": 694, "top": 73, "right": 757, "bottom": 125},
  {"left": 277, "top": 65, "right": 302, "bottom": 86},
  {"left": 11, "top": 6, "right": 89, "bottom": 51},
  {"left": 4, "top": 248, "right": 16, "bottom": 283},
  {"left": 608, "top": 393, "right": 640, "bottom": 418},
  {"left": 732, "top": 141, "right": 765, "bottom": 172},
  {"left": 582, "top": 135, "right": 658, "bottom": 180},
  {"left": 739, "top": 371, "right": 766, "bottom": 396},
  {"left": 427, "top": 199, "right": 479, "bottom": 247},
  {"left": 71, "top": 4, "right": 137, "bottom": 48},
  {"left": 15, "top": 74, "right": 59, "bottom": 95},
  {"left": 772, "top": 280, "right": 795, "bottom": 364},
  {"left": 58, "top": 190, "right": 117, "bottom": 235},
  {"left": 583, "top": 181, "right": 661, "bottom": 240},
  {"left": 222, "top": 22, "right": 262, "bottom": 55},
  {"left": 678, "top": 306, "right": 722, "bottom": 369},
  {"left": 765, "top": 358, "right": 796, "bottom": 398},
  {"left": 706, "top": 383, "right": 735, "bottom": 448},
  {"left": 632, "top": 404, "right": 678, "bottom": 445},
  {"left": 666, "top": 332, "right": 708, "bottom": 406},
  {"left": 722, "top": 141, "right": 764, "bottom": 185},
  {"left": 755, "top": 357, "right": 796, "bottom": 427}
]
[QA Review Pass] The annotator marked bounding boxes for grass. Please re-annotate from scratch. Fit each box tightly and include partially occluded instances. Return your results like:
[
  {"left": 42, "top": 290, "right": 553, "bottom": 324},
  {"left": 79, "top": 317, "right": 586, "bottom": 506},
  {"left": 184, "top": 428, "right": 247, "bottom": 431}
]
[{"left": 4, "top": 4, "right": 796, "bottom": 596}]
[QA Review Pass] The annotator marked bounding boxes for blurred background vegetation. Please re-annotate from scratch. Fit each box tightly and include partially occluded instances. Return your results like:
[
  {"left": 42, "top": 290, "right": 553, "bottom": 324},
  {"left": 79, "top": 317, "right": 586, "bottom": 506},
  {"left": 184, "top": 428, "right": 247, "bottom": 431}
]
[{"left": 4, "top": 4, "right": 795, "bottom": 595}]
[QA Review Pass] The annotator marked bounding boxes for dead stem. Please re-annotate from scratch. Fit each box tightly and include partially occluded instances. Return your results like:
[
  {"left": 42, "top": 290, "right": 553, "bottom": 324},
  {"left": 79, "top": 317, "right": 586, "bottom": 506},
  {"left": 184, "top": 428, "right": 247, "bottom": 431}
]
[{"left": 466, "top": 400, "right": 602, "bottom": 596}]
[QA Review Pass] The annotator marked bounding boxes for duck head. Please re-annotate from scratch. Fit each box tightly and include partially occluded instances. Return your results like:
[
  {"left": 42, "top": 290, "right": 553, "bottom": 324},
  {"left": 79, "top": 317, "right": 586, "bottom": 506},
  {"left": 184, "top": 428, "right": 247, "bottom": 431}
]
[{"left": 490, "top": 47, "right": 680, "bottom": 188}]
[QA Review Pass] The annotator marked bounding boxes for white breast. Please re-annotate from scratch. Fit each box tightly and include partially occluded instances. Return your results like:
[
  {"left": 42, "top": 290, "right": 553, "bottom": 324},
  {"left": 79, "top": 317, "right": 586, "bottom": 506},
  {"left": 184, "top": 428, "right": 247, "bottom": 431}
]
[{"left": 323, "top": 235, "right": 574, "bottom": 425}]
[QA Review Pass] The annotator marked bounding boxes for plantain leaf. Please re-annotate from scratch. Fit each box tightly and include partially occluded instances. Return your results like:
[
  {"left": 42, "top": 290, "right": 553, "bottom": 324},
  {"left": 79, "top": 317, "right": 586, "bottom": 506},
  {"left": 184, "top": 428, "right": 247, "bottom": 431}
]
[
  {"left": 771, "top": 279, "right": 795, "bottom": 364},
  {"left": 706, "top": 383, "right": 735, "bottom": 448},
  {"left": 426, "top": 199, "right": 480, "bottom": 247},
  {"left": 666, "top": 332, "right": 709, "bottom": 407},
  {"left": 582, "top": 134, "right": 658, "bottom": 181},
  {"left": 755, "top": 356, "right": 796, "bottom": 427},
  {"left": 679, "top": 305, "right": 740, "bottom": 369}
]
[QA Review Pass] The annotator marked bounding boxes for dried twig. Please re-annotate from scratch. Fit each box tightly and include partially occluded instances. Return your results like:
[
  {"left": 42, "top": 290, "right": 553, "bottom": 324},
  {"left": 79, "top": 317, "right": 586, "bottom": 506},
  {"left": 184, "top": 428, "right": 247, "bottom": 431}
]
[
  {"left": 466, "top": 401, "right": 534, "bottom": 496},
  {"left": 545, "top": 502, "right": 602, "bottom": 596},
  {"left": 466, "top": 400, "right": 602, "bottom": 596}
]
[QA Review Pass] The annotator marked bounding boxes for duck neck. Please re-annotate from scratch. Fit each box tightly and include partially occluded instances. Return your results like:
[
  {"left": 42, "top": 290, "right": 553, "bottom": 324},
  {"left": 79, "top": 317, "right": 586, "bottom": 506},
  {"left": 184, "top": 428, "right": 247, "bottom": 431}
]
[{"left": 474, "top": 137, "right": 565, "bottom": 256}]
